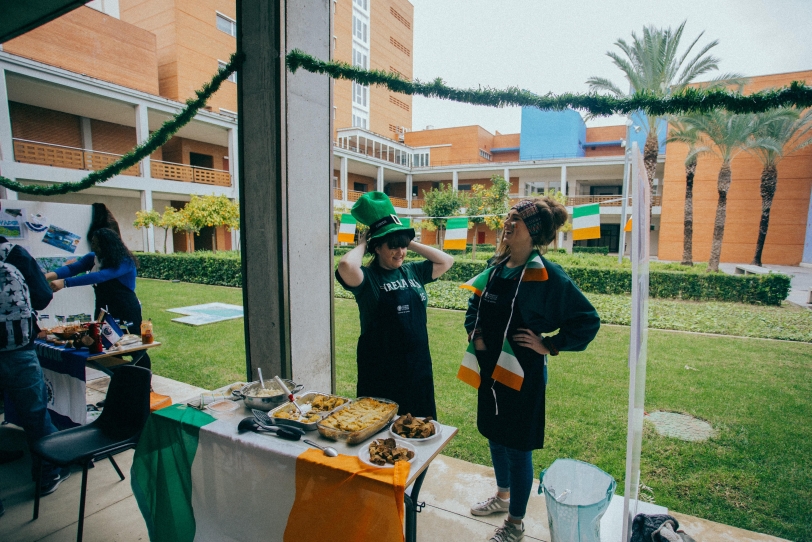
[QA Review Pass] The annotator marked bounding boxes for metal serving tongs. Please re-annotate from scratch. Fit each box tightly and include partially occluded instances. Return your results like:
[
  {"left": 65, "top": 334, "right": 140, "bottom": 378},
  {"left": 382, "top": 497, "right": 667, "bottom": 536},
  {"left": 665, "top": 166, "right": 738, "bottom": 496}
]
[{"left": 273, "top": 376, "right": 311, "bottom": 416}]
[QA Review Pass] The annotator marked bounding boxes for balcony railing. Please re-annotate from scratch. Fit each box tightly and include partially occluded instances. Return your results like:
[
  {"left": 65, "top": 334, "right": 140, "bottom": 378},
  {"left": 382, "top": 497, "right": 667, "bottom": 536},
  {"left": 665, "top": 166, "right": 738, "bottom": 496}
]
[
  {"left": 334, "top": 188, "right": 343, "bottom": 200},
  {"left": 13, "top": 139, "right": 140, "bottom": 176},
  {"left": 565, "top": 195, "right": 662, "bottom": 207},
  {"left": 150, "top": 160, "right": 231, "bottom": 187}
]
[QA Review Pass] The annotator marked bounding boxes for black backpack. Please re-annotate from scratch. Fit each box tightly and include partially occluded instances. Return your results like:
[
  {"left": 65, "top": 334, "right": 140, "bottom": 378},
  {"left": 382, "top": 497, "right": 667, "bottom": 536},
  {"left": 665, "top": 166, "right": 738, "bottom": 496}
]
[{"left": 0, "top": 242, "right": 33, "bottom": 351}]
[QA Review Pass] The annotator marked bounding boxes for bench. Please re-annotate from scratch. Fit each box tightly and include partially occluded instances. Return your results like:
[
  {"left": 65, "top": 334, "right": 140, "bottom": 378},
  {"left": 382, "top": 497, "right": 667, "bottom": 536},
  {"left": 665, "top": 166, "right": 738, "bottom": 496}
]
[{"left": 734, "top": 264, "right": 772, "bottom": 275}]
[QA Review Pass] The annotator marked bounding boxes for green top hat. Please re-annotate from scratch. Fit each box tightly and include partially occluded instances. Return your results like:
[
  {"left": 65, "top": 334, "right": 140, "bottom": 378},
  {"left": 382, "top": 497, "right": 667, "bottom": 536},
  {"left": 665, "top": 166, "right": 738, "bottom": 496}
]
[{"left": 351, "top": 191, "right": 415, "bottom": 242}]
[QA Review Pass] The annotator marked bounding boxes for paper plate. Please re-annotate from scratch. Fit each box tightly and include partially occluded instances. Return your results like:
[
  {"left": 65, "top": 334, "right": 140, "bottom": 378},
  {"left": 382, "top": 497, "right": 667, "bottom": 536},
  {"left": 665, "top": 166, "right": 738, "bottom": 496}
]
[
  {"left": 358, "top": 439, "right": 417, "bottom": 468},
  {"left": 389, "top": 420, "right": 442, "bottom": 443}
]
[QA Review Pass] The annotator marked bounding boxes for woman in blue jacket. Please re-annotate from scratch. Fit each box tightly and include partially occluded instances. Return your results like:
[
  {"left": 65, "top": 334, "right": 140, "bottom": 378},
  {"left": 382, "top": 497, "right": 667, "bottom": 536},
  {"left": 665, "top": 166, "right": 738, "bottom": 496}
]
[{"left": 46, "top": 228, "right": 149, "bottom": 369}]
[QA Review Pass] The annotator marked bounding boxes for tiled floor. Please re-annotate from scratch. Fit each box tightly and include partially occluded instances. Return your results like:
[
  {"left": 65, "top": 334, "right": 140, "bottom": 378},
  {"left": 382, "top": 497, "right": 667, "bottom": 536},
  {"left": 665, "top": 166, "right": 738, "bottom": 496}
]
[{"left": 0, "top": 373, "right": 791, "bottom": 542}]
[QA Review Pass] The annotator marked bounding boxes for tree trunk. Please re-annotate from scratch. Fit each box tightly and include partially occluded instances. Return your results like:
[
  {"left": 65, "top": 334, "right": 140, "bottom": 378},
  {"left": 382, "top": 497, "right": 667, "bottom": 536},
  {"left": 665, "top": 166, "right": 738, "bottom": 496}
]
[
  {"left": 751, "top": 164, "right": 778, "bottom": 266},
  {"left": 680, "top": 157, "right": 696, "bottom": 266},
  {"left": 471, "top": 223, "right": 478, "bottom": 261},
  {"left": 643, "top": 131, "right": 659, "bottom": 219},
  {"left": 164, "top": 228, "right": 170, "bottom": 254},
  {"left": 707, "top": 162, "right": 732, "bottom": 272}
]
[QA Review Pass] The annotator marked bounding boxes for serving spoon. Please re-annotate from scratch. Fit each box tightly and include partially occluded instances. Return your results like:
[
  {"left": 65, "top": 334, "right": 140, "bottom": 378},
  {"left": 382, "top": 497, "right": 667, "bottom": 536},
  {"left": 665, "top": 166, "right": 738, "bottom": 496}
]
[
  {"left": 303, "top": 439, "right": 338, "bottom": 457},
  {"left": 237, "top": 417, "right": 302, "bottom": 440}
]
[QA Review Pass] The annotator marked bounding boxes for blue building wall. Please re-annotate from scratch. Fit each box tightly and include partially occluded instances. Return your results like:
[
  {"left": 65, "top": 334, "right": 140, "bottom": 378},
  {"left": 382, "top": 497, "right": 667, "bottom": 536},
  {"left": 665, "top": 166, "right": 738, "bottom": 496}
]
[{"left": 519, "top": 108, "right": 585, "bottom": 160}]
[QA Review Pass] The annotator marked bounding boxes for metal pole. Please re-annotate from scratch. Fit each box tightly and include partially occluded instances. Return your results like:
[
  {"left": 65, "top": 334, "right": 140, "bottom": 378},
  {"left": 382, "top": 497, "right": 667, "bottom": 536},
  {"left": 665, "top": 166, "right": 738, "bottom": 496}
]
[{"left": 618, "top": 121, "right": 631, "bottom": 263}]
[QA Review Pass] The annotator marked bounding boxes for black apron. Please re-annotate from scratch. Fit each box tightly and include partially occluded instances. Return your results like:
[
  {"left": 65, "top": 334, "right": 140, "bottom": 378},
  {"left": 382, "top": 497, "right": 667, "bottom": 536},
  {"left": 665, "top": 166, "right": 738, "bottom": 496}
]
[
  {"left": 94, "top": 277, "right": 150, "bottom": 370},
  {"left": 475, "top": 265, "right": 547, "bottom": 451},
  {"left": 356, "top": 267, "right": 437, "bottom": 420}
]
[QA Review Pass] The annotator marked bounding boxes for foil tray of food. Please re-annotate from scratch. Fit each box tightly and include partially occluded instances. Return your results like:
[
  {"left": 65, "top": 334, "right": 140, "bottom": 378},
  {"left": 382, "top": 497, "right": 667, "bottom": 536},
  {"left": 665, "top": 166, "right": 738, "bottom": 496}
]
[
  {"left": 269, "top": 391, "right": 351, "bottom": 431},
  {"left": 317, "top": 397, "right": 398, "bottom": 445}
]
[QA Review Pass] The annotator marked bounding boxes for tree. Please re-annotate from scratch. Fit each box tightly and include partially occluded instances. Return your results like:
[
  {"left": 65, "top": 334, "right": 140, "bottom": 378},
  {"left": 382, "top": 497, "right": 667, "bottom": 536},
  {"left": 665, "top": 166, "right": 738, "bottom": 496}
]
[
  {"left": 421, "top": 183, "right": 467, "bottom": 248},
  {"left": 481, "top": 175, "right": 511, "bottom": 249},
  {"left": 746, "top": 108, "right": 812, "bottom": 266},
  {"left": 544, "top": 188, "right": 572, "bottom": 248},
  {"left": 133, "top": 209, "right": 161, "bottom": 252},
  {"left": 667, "top": 120, "right": 701, "bottom": 266},
  {"left": 181, "top": 194, "right": 240, "bottom": 251},
  {"left": 466, "top": 185, "right": 487, "bottom": 260},
  {"left": 159, "top": 206, "right": 189, "bottom": 254},
  {"left": 587, "top": 21, "right": 737, "bottom": 216},
  {"left": 678, "top": 110, "right": 770, "bottom": 272}
]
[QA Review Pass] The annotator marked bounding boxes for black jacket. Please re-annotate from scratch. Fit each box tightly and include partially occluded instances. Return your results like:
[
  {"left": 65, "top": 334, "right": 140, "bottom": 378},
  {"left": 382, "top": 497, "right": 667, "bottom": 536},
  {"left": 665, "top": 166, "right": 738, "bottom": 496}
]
[{"left": 0, "top": 236, "right": 53, "bottom": 347}]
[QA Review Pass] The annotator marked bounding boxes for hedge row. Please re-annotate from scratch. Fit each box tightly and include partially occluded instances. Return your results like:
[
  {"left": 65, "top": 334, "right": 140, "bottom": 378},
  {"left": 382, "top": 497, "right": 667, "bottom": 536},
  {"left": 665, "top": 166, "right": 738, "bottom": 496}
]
[
  {"left": 137, "top": 252, "right": 791, "bottom": 305},
  {"left": 573, "top": 246, "right": 610, "bottom": 255}
]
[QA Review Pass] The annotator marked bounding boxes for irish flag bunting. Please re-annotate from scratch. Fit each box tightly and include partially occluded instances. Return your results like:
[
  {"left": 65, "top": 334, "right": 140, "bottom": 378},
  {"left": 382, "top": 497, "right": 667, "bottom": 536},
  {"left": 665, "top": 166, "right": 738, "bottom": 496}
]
[
  {"left": 337, "top": 214, "right": 356, "bottom": 243},
  {"left": 491, "top": 339, "right": 524, "bottom": 391},
  {"left": 572, "top": 203, "right": 601, "bottom": 241},
  {"left": 624, "top": 217, "right": 632, "bottom": 232},
  {"left": 443, "top": 217, "right": 468, "bottom": 250}
]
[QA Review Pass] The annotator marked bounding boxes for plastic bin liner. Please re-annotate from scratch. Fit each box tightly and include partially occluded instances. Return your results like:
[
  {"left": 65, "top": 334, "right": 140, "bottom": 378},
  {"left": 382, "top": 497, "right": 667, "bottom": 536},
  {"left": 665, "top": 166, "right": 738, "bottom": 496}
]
[{"left": 538, "top": 458, "right": 616, "bottom": 542}]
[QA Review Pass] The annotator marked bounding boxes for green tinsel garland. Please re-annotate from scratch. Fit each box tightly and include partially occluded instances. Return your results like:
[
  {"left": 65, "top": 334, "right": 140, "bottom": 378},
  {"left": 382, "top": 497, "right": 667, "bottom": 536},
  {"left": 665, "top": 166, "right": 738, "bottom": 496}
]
[
  {"left": 0, "top": 52, "right": 244, "bottom": 196},
  {"left": 286, "top": 49, "right": 812, "bottom": 116}
]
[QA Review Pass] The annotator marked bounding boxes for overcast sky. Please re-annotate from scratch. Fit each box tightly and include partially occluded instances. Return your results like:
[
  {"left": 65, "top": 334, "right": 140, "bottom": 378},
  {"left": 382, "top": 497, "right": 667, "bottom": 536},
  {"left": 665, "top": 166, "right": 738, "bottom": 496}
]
[{"left": 410, "top": 0, "right": 812, "bottom": 133}]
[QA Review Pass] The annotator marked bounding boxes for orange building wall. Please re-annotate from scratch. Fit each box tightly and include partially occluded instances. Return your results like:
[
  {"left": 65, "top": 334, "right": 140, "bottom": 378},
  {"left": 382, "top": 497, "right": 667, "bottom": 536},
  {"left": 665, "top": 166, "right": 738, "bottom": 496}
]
[
  {"left": 120, "top": 0, "right": 237, "bottom": 113},
  {"left": 658, "top": 70, "right": 812, "bottom": 265},
  {"left": 333, "top": 0, "right": 413, "bottom": 139},
  {"left": 404, "top": 126, "right": 495, "bottom": 166},
  {"left": 584, "top": 125, "right": 625, "bottom": 158},
  {"left": 492, "top": 133, "right": 520, "bottom": 162},
  {"left": 4, "top": 7, "right": 160, "bottom": 95},
  {"left": 10, "top": 103, "right": 82, "bottom": 148}
]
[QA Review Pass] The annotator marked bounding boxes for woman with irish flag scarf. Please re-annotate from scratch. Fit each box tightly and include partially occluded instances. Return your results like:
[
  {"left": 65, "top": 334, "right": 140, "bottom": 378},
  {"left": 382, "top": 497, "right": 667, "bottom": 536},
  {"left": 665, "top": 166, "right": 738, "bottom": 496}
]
[{"left": 461, "top": 197, "right": 599, "bottom": 542}]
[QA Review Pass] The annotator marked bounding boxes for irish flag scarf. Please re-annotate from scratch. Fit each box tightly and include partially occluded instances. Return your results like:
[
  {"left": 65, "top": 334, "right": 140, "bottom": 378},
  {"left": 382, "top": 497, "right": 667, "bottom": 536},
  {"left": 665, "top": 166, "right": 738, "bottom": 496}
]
[{"left": 457, "top": 251, "right": 548, "bottom": 392}]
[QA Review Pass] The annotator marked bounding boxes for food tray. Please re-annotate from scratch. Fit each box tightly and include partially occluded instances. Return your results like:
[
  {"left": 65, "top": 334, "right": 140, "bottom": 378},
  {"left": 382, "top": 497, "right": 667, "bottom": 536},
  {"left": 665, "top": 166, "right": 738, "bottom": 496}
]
[
  {"left": 316, "top": 397, "right": 398, "bottom": 445},
  {"left": 268, "top": 391, "right": 351, "bottom": 432}
]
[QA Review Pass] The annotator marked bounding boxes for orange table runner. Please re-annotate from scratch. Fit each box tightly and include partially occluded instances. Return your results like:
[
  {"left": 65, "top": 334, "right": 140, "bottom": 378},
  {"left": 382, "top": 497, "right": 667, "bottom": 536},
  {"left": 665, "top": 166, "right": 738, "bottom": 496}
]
[{"left": 284, "top": 448, "right": 411, "bottom": 542}]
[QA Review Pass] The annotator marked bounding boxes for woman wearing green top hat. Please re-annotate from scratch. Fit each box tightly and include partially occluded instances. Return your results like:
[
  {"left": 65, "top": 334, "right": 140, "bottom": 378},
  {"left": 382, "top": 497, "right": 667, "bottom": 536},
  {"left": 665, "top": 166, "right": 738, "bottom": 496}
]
[{"left": 336, "top": 192, "right": 454, "bottom": 420}]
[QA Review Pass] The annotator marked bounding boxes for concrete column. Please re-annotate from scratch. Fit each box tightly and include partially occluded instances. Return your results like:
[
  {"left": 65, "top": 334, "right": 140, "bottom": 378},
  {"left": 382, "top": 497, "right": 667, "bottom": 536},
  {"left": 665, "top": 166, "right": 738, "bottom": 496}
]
[
  {"left": 80, "top": 118, "right": 93, "bottom": 150},
  {"left": 135, "top": 103, "right": 151, "bottom": 181},
  {"left": 376, "top": 165, "right": 384, "bottom": 192},
  {"left": 503, "top": 167, "right": 510, "bottom": 187},
  {"left": 140, "top": 189, "right": 155, "bottom": 253},
  {"left": 406, "top": 174, "right": 413, "bottom": 208},
  {"left": 0, "top": 69, "right": 14, "bottom": 162},
  {"left": 559, "top": 165, "right": 567, "bottom": 248},
  {"left": 452, "top": 170, "right": 458, "bottom": 191},
  {"left": 340, "top": 155, "right": 348, "bottom": 202},
  {"left": 227, "top": 126, "right": 238, "bottom": 192},
  {"left": 0, "top": 69, "right": 17, "bottom": 200},
  {"left": 238, "top": 0, "right": 333, "bottom": 391}
]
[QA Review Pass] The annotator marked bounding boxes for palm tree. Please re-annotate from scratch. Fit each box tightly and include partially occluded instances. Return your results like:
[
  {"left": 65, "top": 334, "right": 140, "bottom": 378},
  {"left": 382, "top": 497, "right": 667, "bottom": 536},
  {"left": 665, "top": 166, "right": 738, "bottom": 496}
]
[
  {"left": 746, "top": 108, "right": 812, "bottom": 266},
  {"left": 667, "top": 120, "right": 701, "bottom": 266},
  {"left": 679, "top": 110, "right": 772, "bottom": 272},
  {"left": 587, "top": 21, "right": 738, "bottom": 213}
]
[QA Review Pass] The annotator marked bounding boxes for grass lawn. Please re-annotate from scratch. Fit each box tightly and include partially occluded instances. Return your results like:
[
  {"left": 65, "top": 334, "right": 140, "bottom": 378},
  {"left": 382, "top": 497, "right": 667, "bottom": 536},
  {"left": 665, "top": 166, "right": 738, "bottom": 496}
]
[{"left": 140, "top": 278, "right": 812, "bottom": 541}]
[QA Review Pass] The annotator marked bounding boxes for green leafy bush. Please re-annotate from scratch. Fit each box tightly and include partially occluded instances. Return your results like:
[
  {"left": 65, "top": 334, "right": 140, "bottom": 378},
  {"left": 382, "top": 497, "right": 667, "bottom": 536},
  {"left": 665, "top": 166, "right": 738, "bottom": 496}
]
[
  {"left": 573, "top": 246, "right": 609, "bottom": 255},
  {"left": 141, "top": 251, "right": 791, "bottom": 305}
]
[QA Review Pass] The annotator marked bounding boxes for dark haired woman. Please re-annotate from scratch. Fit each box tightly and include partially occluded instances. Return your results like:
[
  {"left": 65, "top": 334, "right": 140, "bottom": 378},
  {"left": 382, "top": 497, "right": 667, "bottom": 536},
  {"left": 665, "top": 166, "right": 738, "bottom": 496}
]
[
  {"left": 45, "top": 228, "right": 150, "bottom": 370},
  {"left": 88, "top": 202, "right": 121, "bottom": 239},
  {"left": 336, "top": 192, "right": 453, "bottom": 419},
  {"left": 461, "top": 197, "right": 599, "bottom": 542}
]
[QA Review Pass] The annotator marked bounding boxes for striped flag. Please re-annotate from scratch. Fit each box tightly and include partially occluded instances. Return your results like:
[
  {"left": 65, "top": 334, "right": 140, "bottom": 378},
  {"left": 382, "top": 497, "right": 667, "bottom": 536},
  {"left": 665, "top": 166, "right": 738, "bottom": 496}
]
[
  {"left": 572, "top": 203, "right": 601, "bottom": 241},
  {"left": 457, "top": 341, "right": 481, "bottom": 388},
  {"left": 491, "top": 339, "right": 524, "bottom": 391},
  {"left": 337, "top": 214, "right": 356, "bottom": 243},
  {"left": 624, "top": 217, "right": 632, "bottom": 232},
  {"left": 443, "top": 217, "right": 468, "bottom": 250}
]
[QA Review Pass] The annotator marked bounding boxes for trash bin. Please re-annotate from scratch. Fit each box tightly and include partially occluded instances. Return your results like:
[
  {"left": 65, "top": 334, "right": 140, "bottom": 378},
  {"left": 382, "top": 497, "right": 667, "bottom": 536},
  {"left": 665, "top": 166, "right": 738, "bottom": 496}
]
[{"left": 539, "top": 458, "right": 616, "bottom": 542}]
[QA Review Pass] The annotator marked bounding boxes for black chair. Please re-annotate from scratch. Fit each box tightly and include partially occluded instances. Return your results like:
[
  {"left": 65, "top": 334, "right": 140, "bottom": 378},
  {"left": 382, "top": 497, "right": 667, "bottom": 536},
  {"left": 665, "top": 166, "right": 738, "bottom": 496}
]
[{"left": 32, "top": 365, "right": 152, "bottom": 542}]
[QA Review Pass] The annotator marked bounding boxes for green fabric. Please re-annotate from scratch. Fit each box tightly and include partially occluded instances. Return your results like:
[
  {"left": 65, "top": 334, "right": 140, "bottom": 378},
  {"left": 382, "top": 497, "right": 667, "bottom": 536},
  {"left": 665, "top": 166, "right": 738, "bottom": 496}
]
[
  {"left": 498, "top": 265, "right": 523, "bottom": 280},
  {"left": 572, "top": 203, "right": 600, "bottom": 218},
  {"left": 131, "top": 404, "right": 216, "bottom": 542},
  {"left": 339, "top": 260, "right": 435, "bottom": 335}
]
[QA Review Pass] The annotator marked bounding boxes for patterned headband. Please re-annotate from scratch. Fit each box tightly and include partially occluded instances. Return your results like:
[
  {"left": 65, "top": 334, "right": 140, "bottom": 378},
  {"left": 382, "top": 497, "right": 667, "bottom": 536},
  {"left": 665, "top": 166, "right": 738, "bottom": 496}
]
[{"left": 511, "top": 200, "right": 545, "bottom": 237}]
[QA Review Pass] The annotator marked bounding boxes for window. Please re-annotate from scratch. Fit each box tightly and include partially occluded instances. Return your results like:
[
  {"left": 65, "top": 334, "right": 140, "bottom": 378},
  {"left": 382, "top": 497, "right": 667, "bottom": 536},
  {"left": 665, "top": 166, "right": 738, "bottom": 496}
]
[
  {"left": 412, "top": 152, "right": 429, "bottom": 167},
  {"left": 216, "top": 13, "right": 236, "bottom": 37},
  {"left": 589, "top": 185, "right": 622, "bottom": 196},
  {"left": 353, "top": 48, "right": 368, "bottom": 69},
  {"left": 354, "top": 182, "right": 367, "bottom": 192},
  {"left": 353, "top": 0, "right": 369, "bottom": 11},
  {"left": 190, "top": 152, "right": 214, "bottom": 169},
  {"left": 525, "top": 181, "right": 546, "bottom": 196},
  {"left": 353, "top": 15, "right": 368, "bottom": 43},
  {"left": 479, "top": 149, "right": 492, "bottom": 161},
  {"left": 218, "top": 60, "right": 237, "bottom": 83},
  {"left": 353, "top": 83, "right": 368, "bottom": 107},
  {"left": 352, "top": 111, "right": 368, "bottom": 129},
  {"left": 458, "top": 184, "right": 471, "bottom": 191}
]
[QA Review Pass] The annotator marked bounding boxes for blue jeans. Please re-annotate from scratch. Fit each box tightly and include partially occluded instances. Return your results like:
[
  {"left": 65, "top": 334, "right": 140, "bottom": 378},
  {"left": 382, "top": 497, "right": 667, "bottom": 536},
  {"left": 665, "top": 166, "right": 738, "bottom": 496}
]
[
  {"left": 0, "top": 348, "right": 59, "bottom": 477},
  {"left": 489, "top": 440, "right": 534, "bottom": 519}
]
